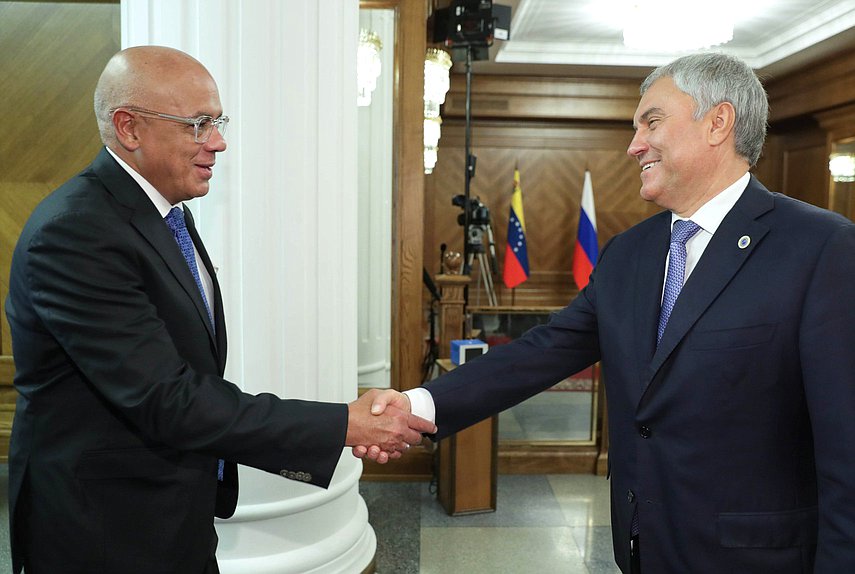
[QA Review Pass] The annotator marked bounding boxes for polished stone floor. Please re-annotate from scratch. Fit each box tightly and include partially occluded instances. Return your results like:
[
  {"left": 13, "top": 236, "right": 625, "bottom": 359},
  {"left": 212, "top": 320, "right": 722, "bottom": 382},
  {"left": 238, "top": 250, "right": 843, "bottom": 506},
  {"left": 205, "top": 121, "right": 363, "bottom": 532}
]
[
  {"left": 0, "top": 464, "right": 618, "bottom": 573},
  {"left": 0, "top": 465, "right": 9, "bottom": 571},
  {"left": 360, "top": 474, "right": 621, "bottom": 574}
]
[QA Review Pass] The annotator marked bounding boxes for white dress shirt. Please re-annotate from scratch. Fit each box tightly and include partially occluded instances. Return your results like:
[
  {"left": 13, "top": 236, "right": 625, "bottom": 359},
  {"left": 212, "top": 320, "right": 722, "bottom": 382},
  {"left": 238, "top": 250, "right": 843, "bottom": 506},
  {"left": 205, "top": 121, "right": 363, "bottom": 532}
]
[
  {"left": 105, "top": 147, "right": 215, "bottom": 310},
  {"left": 666, "top": 172, "right": 750, "bottom": 293}
]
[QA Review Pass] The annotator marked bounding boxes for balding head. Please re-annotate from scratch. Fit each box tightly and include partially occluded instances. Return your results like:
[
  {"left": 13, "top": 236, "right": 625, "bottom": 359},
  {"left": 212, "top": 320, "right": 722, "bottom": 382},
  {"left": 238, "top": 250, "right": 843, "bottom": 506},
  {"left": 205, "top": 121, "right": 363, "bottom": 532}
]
[
  {"left": 93, "top": 46, "right": 214, "bottom": 146},
  {"left": 93, "top": 46, "right": 226, "bottom": 205}
]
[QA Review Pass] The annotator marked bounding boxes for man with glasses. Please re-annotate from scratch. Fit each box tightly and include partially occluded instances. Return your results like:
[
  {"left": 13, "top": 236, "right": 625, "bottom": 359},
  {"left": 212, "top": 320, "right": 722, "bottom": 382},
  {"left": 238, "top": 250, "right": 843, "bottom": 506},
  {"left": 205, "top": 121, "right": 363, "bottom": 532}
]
[{"left": 5, "top": 45, "right": 433, "bottom": 574}]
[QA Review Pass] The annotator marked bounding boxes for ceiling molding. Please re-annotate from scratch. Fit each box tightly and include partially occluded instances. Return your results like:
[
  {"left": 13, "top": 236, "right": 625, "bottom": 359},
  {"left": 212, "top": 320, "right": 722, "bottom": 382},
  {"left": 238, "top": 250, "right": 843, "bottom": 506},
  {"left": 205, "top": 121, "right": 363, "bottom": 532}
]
[{"left": 485, "top": 0, "right": 855, "bottom": 75}]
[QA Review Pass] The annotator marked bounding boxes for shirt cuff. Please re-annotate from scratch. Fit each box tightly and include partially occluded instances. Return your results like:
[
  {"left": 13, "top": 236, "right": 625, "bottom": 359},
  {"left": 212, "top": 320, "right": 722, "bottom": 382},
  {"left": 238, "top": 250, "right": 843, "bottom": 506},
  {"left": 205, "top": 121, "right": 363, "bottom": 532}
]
[{"left": 404, "top": 387, "right": 436, "bottom": 424}]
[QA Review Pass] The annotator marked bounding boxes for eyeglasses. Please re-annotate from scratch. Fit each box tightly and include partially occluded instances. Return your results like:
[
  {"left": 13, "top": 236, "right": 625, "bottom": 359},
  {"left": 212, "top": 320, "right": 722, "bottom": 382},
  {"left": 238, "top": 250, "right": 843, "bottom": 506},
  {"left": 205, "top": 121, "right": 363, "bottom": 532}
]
[{"left": 113, "top": 106, "right": 229, "bottom": 143}]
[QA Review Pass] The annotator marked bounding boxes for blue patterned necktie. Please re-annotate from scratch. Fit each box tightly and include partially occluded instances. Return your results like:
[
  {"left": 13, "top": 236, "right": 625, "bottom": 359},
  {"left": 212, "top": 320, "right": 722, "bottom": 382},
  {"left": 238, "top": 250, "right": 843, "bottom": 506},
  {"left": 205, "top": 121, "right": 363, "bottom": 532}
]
[
  {"left": 657, "top": 219, "right": 701, "bottom": 345},
  {"left": 164, "top": 207, "right": 214, "bottom": 330},
  {"left": 163, "top": 207, "right": 224, "bottom": 481}
]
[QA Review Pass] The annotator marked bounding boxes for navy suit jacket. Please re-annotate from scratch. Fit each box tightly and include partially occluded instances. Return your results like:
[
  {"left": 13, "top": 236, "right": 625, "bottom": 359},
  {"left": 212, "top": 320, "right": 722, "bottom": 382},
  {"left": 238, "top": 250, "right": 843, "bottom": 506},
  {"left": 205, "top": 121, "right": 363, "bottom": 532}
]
[
  {"left": 5, "top": 149, "right": 348, "bottom": 573},
  {"left": 424, "top": 176, "right": 855, "bottom": 573}
]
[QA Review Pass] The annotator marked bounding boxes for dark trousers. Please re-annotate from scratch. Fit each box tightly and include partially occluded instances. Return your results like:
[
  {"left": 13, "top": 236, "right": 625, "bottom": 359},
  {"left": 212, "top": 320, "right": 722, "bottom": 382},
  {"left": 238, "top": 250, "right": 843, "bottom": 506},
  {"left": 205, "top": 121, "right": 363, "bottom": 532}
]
[{"left": 205, "top": 527, "right": 221, "bottom": 574}]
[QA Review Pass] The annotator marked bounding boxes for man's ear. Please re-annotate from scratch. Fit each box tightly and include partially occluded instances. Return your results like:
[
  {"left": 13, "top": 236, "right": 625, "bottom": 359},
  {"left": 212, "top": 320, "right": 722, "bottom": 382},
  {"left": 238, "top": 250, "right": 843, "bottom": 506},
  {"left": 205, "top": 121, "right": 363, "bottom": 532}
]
[
  {"left": 708, "top": 101, "right": 736, "bottom": 147},
  {"left": 112, "top": 109, "right": 141, "bottom": 151}
]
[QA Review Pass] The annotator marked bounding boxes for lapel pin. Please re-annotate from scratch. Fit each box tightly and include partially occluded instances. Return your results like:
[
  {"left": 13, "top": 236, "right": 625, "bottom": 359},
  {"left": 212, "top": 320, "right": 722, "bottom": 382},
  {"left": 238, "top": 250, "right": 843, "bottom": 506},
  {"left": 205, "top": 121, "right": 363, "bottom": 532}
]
[{"left": 738, "top": 235, "right": 750, "bottom": 249}]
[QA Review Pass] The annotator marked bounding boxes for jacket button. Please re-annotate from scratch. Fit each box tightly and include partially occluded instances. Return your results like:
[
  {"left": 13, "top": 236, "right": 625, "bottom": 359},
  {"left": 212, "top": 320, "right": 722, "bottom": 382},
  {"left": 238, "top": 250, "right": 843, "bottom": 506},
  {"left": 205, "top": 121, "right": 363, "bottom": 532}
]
[
  {"left": 627, "top": 490, "right": 636, "bottom": 503},
  {"left": 639, "top": 425, "right": 652, "bottom": 439}
]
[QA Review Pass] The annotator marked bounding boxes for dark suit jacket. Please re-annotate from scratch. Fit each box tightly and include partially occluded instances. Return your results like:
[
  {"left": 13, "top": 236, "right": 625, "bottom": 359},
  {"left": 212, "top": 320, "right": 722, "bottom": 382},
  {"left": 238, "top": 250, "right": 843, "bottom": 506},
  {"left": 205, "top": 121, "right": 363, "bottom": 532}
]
[
  {"left": 424, "top": 177, "right": 855, "bottom": 573},
  {"left": 5, "top": 149, "right": 348, "bottom": 574}
]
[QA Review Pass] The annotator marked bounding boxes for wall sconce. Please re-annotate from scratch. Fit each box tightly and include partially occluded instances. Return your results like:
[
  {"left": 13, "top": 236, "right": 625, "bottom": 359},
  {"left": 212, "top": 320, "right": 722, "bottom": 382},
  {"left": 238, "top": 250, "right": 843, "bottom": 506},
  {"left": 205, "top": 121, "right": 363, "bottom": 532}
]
[
  {"left": 424, "top": 48, "right": 452, "bottom": 174},
  {"left": 830, "top": 153, "right": 855, "bottom": 183},
  {"left": 357, "top": 29, "right": 382, "bottom": 107}
]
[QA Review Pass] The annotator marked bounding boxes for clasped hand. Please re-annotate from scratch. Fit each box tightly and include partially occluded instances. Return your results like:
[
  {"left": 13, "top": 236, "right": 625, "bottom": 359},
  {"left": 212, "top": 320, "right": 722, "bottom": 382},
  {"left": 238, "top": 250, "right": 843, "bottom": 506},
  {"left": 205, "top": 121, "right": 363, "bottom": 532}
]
[{"left": 346, "top": 389, "right": 434, "bottom": 464}]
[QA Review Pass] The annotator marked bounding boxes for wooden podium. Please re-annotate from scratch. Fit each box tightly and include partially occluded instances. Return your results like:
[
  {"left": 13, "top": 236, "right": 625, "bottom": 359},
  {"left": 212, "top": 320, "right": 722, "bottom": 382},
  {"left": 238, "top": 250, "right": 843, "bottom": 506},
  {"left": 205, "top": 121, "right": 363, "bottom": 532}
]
[
  {"left": 433, "top": 273, "right": 497, "bottom": 515},
  {"left": 435, "top": 359, "right": 497, "bottom": 515}
]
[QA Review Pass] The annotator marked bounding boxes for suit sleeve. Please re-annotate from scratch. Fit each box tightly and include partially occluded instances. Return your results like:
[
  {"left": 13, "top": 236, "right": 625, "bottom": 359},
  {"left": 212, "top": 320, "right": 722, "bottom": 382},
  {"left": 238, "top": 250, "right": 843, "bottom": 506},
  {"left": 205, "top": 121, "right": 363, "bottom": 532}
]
[
  {"left": 799, "top": 223, "right": 855, "bottom": 571},
  {"left": 422, "top": 240, "right": 610, "bottom": 440},
  {"left": 21, "top": 209, "right": 346, "bottom": 488}
]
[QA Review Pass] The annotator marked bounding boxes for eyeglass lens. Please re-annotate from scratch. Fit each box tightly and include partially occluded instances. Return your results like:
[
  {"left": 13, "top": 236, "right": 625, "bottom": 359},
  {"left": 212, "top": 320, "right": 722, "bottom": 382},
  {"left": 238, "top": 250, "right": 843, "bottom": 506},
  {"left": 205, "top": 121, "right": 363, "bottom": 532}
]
[{"left": 196, "top": 117, "right": 228, "bottom": 143}]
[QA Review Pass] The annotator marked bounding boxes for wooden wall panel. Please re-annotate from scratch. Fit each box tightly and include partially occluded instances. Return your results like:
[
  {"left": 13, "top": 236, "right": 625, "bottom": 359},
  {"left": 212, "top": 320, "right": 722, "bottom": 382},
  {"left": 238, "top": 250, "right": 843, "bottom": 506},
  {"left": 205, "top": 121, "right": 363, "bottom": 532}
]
[
  {"left": 443, "top": 74, "right": 641, "bottom": 121},
  {"left": 425, "top": 120, "right": 658, "bottom": 307},
  {"left": 0, "top": 1, "right": 119, "bottom": 460},
  {"left": 753, "top": 134, "right": 783, "bottom": 194},
  {"left": 1, "top": 2, "right": 119, "bottom": 355},
  {"left": 758, "top": 118, "right": 829, "bottom": 207},
  {"left": 766, "top": 47, "right": 855, "bottom": 122},
  {"left": 782, "top": 145, "right": 829, "bottom": 208}
]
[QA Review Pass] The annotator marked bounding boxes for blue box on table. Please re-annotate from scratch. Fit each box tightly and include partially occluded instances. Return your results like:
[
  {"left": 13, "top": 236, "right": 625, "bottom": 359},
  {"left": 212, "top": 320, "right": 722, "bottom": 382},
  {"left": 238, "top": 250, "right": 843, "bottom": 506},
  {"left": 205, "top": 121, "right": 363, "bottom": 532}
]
[{"left": 450, "top": 339, "right": 488, "bottom": 366}]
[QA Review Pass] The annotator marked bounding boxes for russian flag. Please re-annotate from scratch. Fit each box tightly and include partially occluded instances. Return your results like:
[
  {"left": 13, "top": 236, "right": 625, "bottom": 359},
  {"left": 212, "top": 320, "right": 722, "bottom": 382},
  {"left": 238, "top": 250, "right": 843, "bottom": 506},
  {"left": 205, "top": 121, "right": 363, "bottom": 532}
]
[
  {"left": 572, "top": 170, "right": 598, "bottom": 290},
  {"left": 503, "top": 168, "right": 530, "bottom": 289}
]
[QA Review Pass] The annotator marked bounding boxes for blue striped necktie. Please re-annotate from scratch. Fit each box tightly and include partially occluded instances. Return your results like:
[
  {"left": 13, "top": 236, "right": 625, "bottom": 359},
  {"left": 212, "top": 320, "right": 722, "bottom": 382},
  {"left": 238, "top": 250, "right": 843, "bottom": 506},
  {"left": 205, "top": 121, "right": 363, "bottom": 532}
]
[{"left": 163, "top": 207, "right": 224, "bottom": 481}]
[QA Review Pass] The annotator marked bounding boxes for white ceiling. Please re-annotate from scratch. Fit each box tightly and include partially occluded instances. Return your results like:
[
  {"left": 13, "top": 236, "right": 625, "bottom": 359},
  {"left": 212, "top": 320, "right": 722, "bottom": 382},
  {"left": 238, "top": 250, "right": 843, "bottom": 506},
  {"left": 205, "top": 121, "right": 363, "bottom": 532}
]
[{"left": 461, "top": 0, "right": 855, "bottom": 79}]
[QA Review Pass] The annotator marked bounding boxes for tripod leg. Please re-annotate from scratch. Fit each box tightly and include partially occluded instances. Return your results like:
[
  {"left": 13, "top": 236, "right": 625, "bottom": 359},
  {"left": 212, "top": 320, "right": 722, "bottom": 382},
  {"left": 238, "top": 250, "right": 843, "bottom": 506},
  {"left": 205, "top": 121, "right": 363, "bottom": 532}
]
[
  {"left": 478, "top": 252, "right": 498, "bottom": 306},
  {"left": 470, "top": 252, "right": 483, "bottom": 307}
]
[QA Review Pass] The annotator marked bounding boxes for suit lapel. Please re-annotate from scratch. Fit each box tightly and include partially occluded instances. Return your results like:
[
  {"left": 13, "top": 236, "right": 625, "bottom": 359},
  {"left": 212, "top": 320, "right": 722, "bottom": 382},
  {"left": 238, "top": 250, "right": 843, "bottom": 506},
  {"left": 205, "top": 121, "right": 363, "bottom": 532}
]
[
  {"left": 183, "top": 207, "right": 227, "bottom": 372},
  {"left": 641, "top": 178, "right": 774, "bottom": 394},
  {"left": 92, "top": 149, "right": 219, "bottom": 352},
  {"left": 633, "top": 212, "right": 672, "bottom": 383},
  {"left": 131, "top": 208, "right": 219, "bottom": 348}
]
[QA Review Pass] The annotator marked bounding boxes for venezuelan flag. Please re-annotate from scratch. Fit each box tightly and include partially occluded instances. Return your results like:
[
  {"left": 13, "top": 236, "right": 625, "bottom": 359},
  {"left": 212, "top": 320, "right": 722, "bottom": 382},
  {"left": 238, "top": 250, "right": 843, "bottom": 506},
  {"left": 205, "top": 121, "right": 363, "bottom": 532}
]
[
  {"left": 572, "top": 170, "right": 598, "bottom": 290},
  {"left": 502, "top": 168, "right": 530, "bottom": 289}
]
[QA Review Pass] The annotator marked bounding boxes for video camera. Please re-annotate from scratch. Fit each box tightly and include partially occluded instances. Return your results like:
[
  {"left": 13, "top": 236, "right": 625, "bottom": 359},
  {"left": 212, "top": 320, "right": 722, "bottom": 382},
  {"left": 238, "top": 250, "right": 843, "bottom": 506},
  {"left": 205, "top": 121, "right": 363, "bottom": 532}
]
[
  {"left": 432, "top": 0, "right": 512, "bottom": 62},
  {"left": 452, "top": 194, "right": 491, "bottom": 227}
]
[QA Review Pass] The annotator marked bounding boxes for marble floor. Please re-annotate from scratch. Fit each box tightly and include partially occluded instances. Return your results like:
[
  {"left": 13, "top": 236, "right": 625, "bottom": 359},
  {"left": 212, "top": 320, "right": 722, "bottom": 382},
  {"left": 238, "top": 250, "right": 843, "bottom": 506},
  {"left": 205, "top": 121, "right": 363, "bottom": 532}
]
[
  {"left": 0, "top": 465, "right": 9, "bottom": 571},
  {"left": 0, "top": 464, "right": 618, "bottom": 573},
  {"left": 360, "top": 474, "right": 621, "bottom": 574}
]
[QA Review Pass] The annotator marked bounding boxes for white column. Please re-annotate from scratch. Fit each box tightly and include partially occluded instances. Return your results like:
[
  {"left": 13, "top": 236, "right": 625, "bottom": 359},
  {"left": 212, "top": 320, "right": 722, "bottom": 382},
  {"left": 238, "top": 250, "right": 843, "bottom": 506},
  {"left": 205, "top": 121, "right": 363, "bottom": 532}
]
[
  {"left": 122, "top": 1, "right": 373, "bottom": 572},
  {"left": 356, "top": 9, "right": 394, "bottom": 389}
]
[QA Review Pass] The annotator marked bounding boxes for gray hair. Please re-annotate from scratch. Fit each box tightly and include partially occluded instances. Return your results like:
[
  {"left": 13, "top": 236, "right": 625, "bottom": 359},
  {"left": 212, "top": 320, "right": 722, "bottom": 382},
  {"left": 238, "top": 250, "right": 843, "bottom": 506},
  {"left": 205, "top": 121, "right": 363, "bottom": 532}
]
[
  {"left": 641, "top": 52, "right": 768, "bottom": 166},
  {"left": 93, "top": 54, "right": 145, "bottom": 146},
  {"left": 93, "top": 79, "right": 142, "bottom": 146}
]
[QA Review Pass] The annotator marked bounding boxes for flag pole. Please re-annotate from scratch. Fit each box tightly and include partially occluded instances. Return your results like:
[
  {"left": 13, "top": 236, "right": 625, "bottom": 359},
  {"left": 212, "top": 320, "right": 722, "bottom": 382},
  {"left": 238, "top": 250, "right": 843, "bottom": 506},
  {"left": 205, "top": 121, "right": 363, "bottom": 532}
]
[{"left": 512, "top": 160, "right": 518, "bottom": 309}]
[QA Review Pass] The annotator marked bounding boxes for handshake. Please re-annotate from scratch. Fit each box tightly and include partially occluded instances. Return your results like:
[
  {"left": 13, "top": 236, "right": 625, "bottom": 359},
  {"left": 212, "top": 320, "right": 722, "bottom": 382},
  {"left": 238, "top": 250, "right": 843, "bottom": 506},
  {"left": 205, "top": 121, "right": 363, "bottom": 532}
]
[{"left": 345, "top": 389, "right": 434, "bottom": 464}]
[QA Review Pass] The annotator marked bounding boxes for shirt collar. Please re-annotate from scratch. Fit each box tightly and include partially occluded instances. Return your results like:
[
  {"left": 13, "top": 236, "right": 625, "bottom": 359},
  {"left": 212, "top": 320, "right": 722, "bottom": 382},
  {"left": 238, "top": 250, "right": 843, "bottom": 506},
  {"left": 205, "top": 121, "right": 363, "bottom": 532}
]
[
  {"left": 105, "top": 146, "right": 182, "bottom": 218},
  {"left": 670, "top": 172, "right": 750, "bottom": 234}
]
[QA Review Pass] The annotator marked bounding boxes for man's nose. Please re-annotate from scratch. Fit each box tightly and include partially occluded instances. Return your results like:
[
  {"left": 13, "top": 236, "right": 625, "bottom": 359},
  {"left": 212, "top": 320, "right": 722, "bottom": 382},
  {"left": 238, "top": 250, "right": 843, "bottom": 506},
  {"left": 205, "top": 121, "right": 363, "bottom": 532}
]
[
  {"left": 205, "top": 126, "right": 227, "bottom": 152},
  {"left": 627, "top": 131, "right": 646, "bottom": 157}
]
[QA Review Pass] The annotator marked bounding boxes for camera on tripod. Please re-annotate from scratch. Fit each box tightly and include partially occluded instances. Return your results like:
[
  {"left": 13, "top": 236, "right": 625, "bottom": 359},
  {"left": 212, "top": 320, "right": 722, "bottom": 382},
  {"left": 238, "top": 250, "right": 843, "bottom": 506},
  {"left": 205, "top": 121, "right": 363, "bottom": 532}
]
[
  {"left": 451, "top": 194, "right": 499, "bottom": 305},
  {"left": 452, "top": 194, "right": 491, "bottom": 227}
]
